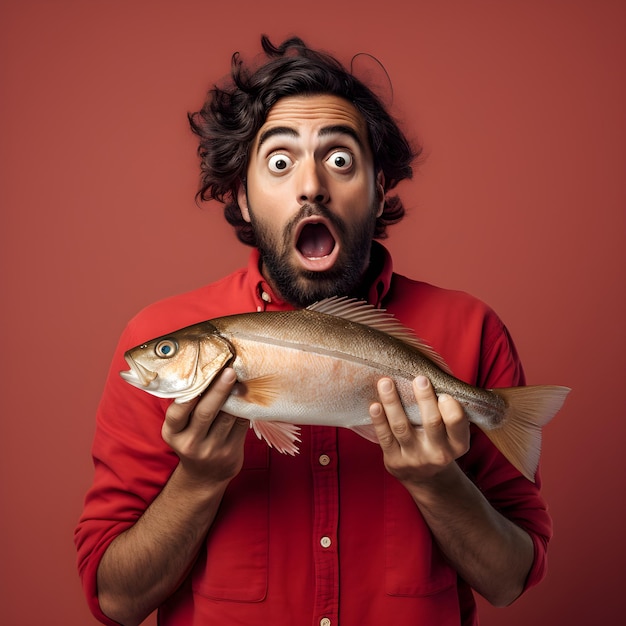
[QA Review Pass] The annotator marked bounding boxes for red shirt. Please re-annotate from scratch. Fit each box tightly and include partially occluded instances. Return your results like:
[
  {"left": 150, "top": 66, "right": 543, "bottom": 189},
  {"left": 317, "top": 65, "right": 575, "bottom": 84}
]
[{"left": 75, "top": 243, "right": 551, "bottom": 626}]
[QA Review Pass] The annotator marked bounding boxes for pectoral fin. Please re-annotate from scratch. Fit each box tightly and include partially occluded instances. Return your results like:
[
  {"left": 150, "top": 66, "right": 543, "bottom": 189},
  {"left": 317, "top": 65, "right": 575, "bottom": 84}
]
[
  {"left": 237, "top": 374, "right": 281, "bottom": 407},
  {"left": 252, "top": 420, "right": 302, "bottom": 455}
]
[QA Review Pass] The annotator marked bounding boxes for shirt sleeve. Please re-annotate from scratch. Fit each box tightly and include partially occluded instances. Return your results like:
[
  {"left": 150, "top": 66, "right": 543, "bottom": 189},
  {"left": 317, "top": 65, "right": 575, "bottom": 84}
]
[
  {"left": 457, "top": 308, "right": 553, "bottom": 593},
  {"left": 74, "top": 318, "right": 179, "bottom": 625}
]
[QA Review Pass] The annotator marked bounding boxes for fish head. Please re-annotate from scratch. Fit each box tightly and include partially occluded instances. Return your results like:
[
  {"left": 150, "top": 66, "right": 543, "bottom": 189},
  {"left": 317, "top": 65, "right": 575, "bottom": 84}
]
[{"left": 120, "top": 322, "right": 234, "bottom": 403}]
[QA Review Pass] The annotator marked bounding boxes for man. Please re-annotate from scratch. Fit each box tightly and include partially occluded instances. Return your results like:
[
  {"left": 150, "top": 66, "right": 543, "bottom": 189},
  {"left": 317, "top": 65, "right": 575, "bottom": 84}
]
[{"left": 75, "top": 36, "right": 551, "bottom": 626}]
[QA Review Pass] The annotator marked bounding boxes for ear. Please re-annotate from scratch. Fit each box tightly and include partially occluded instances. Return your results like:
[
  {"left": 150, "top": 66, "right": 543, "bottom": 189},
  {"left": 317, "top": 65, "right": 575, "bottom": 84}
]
[
  {"left": 237, "top": 183, "right": 251, "bottom": 223},
  {"left": 375, "top": 170, "right": 385, "bottom": 218}
]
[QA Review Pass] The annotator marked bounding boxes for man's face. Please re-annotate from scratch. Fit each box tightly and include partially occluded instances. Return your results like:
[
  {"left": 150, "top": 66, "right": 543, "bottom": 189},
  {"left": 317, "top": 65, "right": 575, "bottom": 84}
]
[{"left": 238, "top": 94, "right": 385, "bottom": 308}]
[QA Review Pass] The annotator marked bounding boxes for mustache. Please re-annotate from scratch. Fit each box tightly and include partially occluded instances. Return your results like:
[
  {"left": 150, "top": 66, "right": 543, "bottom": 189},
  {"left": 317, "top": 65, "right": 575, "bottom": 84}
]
[{"left": 284, "top": 203, "right": 347, "bottom": 242}]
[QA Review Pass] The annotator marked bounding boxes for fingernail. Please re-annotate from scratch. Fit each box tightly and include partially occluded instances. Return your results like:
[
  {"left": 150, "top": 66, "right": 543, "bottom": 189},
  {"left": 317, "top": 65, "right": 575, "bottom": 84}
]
[
  {"left": 416, "top": 375, "right": 429, "bottom": 389},
  {"left": 380, "top": 379, "right": 393, "bottom": 393},
  {"left": 369, "top": 403, "right": 382, "bottom": 418},
  {"left": 222, "top": 368, "right": 237, "bottom": 384},
  {"left": 438, "top": 393, "right": 450, "bottom": 403}
]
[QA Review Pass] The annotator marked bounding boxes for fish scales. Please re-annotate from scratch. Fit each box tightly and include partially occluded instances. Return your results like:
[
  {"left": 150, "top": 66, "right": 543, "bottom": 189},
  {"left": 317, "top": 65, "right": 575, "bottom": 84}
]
[{"left": 212, "top": 308, "right": 503, "bottom": 428}]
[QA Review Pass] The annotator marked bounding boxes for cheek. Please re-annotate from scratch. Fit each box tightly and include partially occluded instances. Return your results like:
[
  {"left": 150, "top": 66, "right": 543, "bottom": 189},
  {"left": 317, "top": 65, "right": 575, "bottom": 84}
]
[
  {"left": 247, "top": 205, "right": 287, "bottom": 246},
  {"left": 335, "top": 180, "right": 379, "bottom": 216},
  {"left": 247, "top": 189, "right": 297, "bottom": 233}
]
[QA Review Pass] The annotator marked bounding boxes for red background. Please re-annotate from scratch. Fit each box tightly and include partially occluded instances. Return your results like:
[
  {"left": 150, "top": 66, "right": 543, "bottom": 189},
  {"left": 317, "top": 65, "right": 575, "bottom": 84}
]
[{"left": 1, "top": 1, "right": 624, "bottom": 625}]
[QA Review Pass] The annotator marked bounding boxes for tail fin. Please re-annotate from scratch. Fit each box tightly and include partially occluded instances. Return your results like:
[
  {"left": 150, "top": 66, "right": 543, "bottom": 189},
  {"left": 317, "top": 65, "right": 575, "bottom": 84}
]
[{"left": 481, "top": 385, "right": 571, "bottom": 482}]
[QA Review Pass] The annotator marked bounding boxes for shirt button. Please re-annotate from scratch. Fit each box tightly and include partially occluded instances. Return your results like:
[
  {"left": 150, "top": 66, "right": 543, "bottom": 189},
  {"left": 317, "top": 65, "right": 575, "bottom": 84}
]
[
  {"left": 318, "top": 454, "right": 331, "bottom": 466},
  {"left": 320, "top": 619, "right": 331, "bottom": 626},
  {"left": 320, "top": 536, "right": 332, "bottom": 548}
]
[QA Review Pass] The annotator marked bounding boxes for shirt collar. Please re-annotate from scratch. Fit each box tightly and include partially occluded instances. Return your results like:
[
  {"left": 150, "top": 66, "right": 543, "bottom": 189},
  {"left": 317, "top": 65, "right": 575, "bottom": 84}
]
[{"left": 246, "top": 241, "right": 393, "bottom": 311}]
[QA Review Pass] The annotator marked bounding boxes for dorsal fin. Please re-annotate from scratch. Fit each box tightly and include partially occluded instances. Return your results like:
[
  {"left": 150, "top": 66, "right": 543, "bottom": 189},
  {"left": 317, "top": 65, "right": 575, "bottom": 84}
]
[{"left": 307, "top": 297, "right": 452, "bottom": 374}]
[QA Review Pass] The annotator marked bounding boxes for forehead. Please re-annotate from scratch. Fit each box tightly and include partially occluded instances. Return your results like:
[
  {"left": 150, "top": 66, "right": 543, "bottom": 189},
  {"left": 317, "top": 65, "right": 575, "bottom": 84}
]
[{"left": 254, "top": 94, "right": 369, "bottom": 147}]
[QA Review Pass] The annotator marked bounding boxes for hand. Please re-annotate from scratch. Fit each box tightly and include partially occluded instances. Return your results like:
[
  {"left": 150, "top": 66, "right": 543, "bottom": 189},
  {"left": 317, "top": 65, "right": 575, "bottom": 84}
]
[
  {"left": 369, "top": 375, "right": 470, "bottom": 485},
  {"left": 161, "top": 367, "right": 249, "bottom": 486}
]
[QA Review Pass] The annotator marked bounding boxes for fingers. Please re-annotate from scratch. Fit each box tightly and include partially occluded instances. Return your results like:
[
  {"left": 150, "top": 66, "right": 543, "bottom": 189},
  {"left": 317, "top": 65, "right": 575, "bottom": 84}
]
[
  {"left": 162, "top": 367, "right": 249, "bottom": 460},
  {"left": 370, "top": 376, "right": 470, "bottom": 481},
  {"left": 414, "top": 375, "right": 469, "bottom": 460},
  {"left": 436, "top": 394, "right": 469, "bottom": 452},
  {"left": 162, "top": 368, "right": 249, "bottom": 484},
  {"left": 370, "top": 378, "right": 412, "bottom": 450},
  {"left": 163, "top": 397, "right": 200, "bottom": 437},
  {"left": 412, "top": 375, "right": 446, "bottom": 439},
  {"left": 186, "top": 368, "right": 242, "bottom": 440},
  {"left": 163, "top": 368, "right": 237, "bottom": 440}
]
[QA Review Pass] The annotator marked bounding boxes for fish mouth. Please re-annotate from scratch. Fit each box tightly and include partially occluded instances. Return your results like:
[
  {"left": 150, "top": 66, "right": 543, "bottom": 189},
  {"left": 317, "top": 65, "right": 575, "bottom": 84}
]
[
  {"left": 120, "top": 355, "right": 158, "bottom": 388},
  {"left": 294, "top": 217, "right": 340, "bottom": 272}
]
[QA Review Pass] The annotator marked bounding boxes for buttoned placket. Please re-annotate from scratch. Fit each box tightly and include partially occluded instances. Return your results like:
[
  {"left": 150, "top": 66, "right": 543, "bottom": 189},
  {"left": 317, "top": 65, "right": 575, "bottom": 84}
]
[
  {"left": 310, "top": 426, "right": 339, "bottom": 626},
  {"left": 256, "top": 287, "right": 273, "bottom": 312}
]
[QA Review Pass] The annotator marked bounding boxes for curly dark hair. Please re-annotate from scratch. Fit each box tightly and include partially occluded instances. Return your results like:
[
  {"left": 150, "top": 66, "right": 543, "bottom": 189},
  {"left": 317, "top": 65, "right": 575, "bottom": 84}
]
[{"left": 188, "top": 35, "right": 419, "bottom": 246}]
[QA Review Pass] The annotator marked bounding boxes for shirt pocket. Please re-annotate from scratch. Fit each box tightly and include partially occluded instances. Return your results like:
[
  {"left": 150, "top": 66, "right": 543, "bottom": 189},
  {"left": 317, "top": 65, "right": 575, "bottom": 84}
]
[
  {"left": 191, "top": 435, "right": 270, "bottom": 602},
  {"left": 384, "top": 475, "right": 457, "bottom": 597}
]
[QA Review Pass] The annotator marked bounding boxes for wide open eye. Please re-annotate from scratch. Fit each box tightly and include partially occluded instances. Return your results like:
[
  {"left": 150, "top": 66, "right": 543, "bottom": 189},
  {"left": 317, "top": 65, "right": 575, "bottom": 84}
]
[
  {"left": 268, "top": 153, "right": 293, "bottom": 173},
  {"left": 155, "top": 339, "right": 178, "bottom": 358},
  {"left": 326, "top": 150, "right": 353, "bottom": 171}
]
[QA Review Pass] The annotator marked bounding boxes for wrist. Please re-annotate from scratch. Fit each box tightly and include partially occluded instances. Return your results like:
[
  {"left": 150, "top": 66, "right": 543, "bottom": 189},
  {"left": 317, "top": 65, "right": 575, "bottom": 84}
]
[
  {"left": 401, "top": 462, "right": 467, "bottom": 502},
  {"left": 170, "top": 462, "right": 232, "bottom": 503}
]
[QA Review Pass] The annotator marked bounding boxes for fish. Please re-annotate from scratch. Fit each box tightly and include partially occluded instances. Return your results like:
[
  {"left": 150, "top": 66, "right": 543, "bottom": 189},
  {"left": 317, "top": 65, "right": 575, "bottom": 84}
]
[{"left": 120, "top": 297, "right": 570, "bottom": 482}]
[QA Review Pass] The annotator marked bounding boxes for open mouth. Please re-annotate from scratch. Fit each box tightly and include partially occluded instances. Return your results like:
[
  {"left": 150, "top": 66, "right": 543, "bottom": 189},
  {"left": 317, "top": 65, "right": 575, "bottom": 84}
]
[
  {"left": 295, "top": 218, "right": 339, "bottom": 271},
  {"left": 120, "top": 355, "right": 157, "bottom": 387}
]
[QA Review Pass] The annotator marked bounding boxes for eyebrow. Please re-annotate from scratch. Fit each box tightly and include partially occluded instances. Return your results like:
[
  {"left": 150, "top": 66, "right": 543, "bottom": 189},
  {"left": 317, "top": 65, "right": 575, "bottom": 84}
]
[
  {"left": 256, "top": 124, "right": 364, "bottom": 153},
  {"left": 256, "top": 127, "right": 298, "bottom": 152}
]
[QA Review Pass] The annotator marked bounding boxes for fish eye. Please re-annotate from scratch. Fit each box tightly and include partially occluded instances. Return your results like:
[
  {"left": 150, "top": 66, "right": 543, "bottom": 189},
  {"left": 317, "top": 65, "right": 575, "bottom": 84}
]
[
  {"left": 155, "top": 339, "right": 178, "bottom": 358},
  {"left": 326, "top": 150, "right": 353, "bottom": 171},
  {"left": 268, "top": 153, "right": 293, "bottom": 173}
]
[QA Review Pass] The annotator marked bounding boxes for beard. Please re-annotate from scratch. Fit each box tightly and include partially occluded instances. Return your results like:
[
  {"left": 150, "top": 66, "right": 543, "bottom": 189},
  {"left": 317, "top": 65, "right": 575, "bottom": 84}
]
[{"left": 248, "top": 201, "right": 379, "bottom": 308}]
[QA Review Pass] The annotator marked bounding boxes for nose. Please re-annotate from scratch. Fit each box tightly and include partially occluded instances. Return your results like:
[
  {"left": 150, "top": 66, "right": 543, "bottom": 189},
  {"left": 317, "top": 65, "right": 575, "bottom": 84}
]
[{"left": 297, "top": 159, "right": 329, "bottom": 205}]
